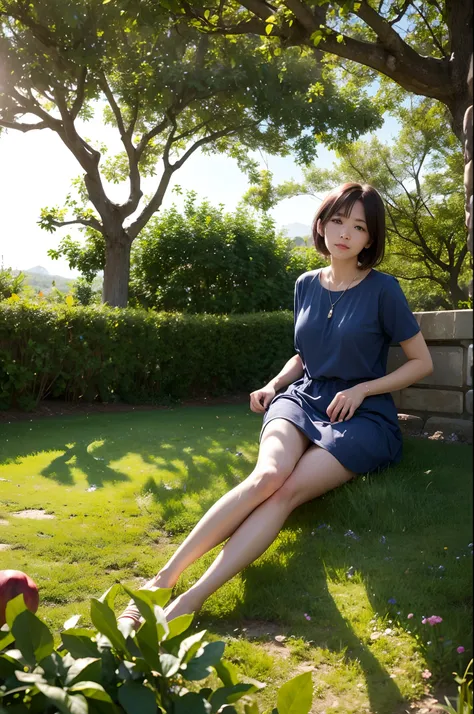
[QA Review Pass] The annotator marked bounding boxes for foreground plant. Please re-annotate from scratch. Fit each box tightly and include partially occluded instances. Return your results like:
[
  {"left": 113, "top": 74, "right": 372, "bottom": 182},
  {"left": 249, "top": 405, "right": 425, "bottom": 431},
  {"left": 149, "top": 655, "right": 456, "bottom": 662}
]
[
  {"left": 439, "top": 660, "right": 473, "bottom": 714},
  {"left": 0, "top": 585, "right": 313, "bottom": 713}
]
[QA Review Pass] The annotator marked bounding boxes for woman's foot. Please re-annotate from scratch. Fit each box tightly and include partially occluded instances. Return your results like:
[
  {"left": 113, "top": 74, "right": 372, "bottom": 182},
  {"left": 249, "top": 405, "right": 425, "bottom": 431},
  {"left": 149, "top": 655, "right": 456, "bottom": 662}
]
[
  {"left": 118, "top": 570, "right": 176, "bottom": 629},
  {"left": 163, "top": 591, "right": 202, "bottom": 621}
]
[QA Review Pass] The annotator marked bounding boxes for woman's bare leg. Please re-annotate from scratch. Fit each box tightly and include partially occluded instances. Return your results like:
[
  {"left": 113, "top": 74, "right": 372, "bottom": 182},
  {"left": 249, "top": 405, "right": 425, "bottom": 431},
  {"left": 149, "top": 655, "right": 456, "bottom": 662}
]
[
  {"left": 119, "top": 419, "right": 309, "bottom": 621},
  {"left": 164, "top": 446, "right": 354, "bottom": 620}
]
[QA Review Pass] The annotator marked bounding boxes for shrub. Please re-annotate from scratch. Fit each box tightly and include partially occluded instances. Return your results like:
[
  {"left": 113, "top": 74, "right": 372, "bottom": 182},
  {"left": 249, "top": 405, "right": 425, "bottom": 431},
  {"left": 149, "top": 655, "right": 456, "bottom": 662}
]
[{"left": 0, "top": 587, "right": 313, "bottom": 713}]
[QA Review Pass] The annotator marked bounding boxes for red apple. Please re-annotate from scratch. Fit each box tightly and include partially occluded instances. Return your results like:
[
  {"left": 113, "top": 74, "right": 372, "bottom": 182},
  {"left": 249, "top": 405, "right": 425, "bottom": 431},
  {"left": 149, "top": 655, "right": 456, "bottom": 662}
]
[{"left": 0, "top": 570, "right": 39, "bottom": 626}]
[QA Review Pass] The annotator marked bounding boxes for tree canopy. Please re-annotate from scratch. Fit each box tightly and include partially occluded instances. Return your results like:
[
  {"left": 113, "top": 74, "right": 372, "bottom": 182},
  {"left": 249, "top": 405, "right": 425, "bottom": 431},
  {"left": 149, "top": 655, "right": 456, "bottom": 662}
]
[
  {"left": 0, "top": 0, "right": 381, "bottom": 306},
  {"left": 176, "top": 0, "right": 472, "bottom": 143},
  {"left": 244, "top": 98, "right": 472, "bottom": 309}
]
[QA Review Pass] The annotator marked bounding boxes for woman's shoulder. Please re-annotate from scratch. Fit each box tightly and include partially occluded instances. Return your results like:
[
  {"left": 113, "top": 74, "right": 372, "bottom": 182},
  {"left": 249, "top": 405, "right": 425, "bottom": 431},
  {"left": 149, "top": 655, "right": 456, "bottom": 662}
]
[{"left": 296, "top": 268, "right": 323, "bottom": 286}]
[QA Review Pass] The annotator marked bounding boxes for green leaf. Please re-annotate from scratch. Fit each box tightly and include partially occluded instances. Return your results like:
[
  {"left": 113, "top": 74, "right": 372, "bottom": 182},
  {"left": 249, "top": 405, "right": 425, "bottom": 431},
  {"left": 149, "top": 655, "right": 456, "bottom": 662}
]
[
  {"left": 5, "top": 593, "right": 27, "bottom": 628},
  {"left": 61, "top": 629, "right": 101, "bottom": 659},
  {"left": 337, "top": 34, "right": 344, "bottom": 43},
  {"left": 210, "top": 684, "right": 260, "bottom": 711},
  {"left": 265, "top": 24, "right": 273, "bottom": 35},
  {"left": 90, "top": 598, "right": 129, "bottom": 656},
  {"left": 214, "top": 659, "right": 240, "bottom": 687},
  {"left": 276, "top": 671, "right": 313, "bottom": 714},
  {"left": 118, "top": 682, "right": 157, "bottom": 714},
  {"left": 159, "top": 652, "right": 181, "bottom": 677},
  {"left": 68, "top": 680, "right": 117, "bottom": 712},
  {"left": 98, "top": 584, "right": 121, "bottom": 611},
  {"left": 36, "top": 682, "right": 88, "bottom": 714},
  {"left": 65, "top": 657, "right": 102, "bottom": 686},
  {"left": 244, "top": 704, "right": 260, "bottom": 714},
  {"left": 173, "top": 692, "right": 212, "bottom": 714},
  {"left": 184, "top": 641, "right": 226, "bottom": 681},
  {"left": 0, "top": 628, "right": 15, "bottom": 651},
  {"left": 204, "top": 9, "right": 211, "bottom": 20},
  {"left": 166, "top": 613, "right": 194, "bottom": 640},
  {"left": 178, "top": 630, "right": 207, "bottom": 664},
  {"left": 0, "top": 652, "right": 22, "bottom": 679},
  {"left": 11, "top": 610, "right": 54, "bottom": 666}
]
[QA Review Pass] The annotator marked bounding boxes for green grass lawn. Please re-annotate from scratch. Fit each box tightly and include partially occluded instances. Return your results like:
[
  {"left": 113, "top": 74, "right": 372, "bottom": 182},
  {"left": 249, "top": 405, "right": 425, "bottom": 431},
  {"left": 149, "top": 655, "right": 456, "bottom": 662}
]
[{"left": 0, "top": 405, "right": 472, "bottom": 714}]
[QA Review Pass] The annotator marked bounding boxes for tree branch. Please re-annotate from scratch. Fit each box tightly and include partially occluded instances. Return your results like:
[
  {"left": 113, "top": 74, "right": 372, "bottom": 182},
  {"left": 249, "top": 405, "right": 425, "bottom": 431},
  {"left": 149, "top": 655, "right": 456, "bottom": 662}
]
[
  {"left": 0, "top": 118, "right": 49, "bottom": 132},
  {"left": 412, "top": 1, "right": 447, "bottom": 57},
  {"left": 46, "top": 217, "right": 103, "bottom": 232},
  {"left": 71, "top": 67, "right": 87, "bottom": 120}
]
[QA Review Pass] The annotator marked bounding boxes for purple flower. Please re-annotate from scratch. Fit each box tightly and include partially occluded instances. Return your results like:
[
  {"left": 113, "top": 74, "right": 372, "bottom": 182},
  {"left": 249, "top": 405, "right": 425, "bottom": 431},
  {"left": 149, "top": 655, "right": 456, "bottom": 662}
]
[
  {"left": 423, "top": 615, "right": 443, "bottom": 626},
  {"left": 387, "top": 597, "right": 397, "bottom": 605},
  {"left": 304, "top": 613, "right": 311, "bottom": 621},
  {"left": 457, "top": 646, "right": 465, "bottom": 654}
]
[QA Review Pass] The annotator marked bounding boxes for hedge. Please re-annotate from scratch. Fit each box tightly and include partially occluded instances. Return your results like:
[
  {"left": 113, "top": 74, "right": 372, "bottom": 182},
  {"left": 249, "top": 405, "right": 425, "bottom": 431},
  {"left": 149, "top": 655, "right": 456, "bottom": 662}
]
[{"left": 0, "top": 302, "right": 294, "bottom": 410}]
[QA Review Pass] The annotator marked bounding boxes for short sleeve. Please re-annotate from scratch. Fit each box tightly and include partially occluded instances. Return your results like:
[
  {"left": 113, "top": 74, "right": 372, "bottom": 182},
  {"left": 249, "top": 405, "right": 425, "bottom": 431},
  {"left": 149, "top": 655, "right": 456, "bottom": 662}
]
[{"left": 379, "top": 276, "right": 420, "bottom": 343}]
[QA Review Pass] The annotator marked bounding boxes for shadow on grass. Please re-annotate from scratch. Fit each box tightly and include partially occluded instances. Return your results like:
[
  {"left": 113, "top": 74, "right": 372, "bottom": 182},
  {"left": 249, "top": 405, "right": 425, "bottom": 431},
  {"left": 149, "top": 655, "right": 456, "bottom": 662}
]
[
  {"left": 204, "top": 438, "right": 472, "bottom": 713},
  {"left": 1, "top": 409, "right": 471, "bottom": 712}
]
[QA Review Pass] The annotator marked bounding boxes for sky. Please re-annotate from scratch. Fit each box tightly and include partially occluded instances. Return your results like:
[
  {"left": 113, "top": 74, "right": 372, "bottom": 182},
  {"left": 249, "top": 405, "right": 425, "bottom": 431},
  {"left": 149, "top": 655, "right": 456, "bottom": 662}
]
[{"left": 0, "top": 106, "right": 400, "bottom": 278}]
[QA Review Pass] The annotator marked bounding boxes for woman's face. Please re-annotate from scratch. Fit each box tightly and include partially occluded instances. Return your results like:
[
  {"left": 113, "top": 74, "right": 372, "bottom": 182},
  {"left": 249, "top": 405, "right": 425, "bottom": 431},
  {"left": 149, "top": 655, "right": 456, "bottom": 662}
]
[{"left": 317, "top": 199, "right": 372, "bottom": 261}]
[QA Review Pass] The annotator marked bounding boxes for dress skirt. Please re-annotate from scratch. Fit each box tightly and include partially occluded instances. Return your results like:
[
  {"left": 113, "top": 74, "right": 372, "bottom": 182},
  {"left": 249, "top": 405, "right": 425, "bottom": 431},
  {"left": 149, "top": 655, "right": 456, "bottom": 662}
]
[{"left": 260, "top": 375, "right": 403, "bottom": 475}]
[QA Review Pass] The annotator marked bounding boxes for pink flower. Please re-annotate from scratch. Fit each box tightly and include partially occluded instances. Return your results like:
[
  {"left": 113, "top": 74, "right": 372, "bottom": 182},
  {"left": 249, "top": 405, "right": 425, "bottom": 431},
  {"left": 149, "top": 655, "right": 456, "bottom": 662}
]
[
  {"left": 427, "top": 615, "right": 443, "bottom": 626},
  {"left": 304, "top": 613, "right": 311, "bottom": 621},
  {"left": 422, "top": 669, "right": 432, "bottom": 679},
  {"left": 422, "top": 618, "right": 428, "bottom": 624},
  {"left": 407, "top": 613, "right": 414, "bottom": 619},
  {"left": 457, "top": 646, "right": 465, "bottom": 654}
]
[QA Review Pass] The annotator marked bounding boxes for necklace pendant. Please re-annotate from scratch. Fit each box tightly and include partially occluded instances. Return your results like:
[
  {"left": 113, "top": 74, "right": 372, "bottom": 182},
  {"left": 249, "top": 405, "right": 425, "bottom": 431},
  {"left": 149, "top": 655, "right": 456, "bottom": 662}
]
[{"left": 327, "top": 308, "right": 333, "bottom": 319}]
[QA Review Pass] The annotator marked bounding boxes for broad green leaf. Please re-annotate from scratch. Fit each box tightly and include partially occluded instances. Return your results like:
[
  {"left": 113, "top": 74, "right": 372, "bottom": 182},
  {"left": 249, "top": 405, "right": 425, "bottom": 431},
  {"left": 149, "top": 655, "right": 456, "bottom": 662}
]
[
  {"left": 184, "top": 641, "right": 226, "bottom": 681},
  {"left": 11, "top": 610, "right": 54, "bottom": 666},
  {"left": 178, "top": 630, "right": 207, "bottom": 664},
  {"left": 244, "top": 703, "right": 260, "bottom": 714},
  {"left": 159, "top": 652, "right": 181, "bottom": 677},
  {"left": 65, "top": 657, "right": 102, "bottom": 685},
  {"left": 36, "top": 682, "right": 88, "bottom": 714},
  {"left": 173, "top": 692, "right": 212, "bottom": 713},
  {"left": 0, "top": 628, "right": 15, "bottom": 651},
  {"left": 90, "top": 598, "right": 129, "bottom": 656},
  {"left": 98, "top": 584, "right": 121, "bottom": 610},
  {"left": 0, "top": 652, "right": 22, "bottom": 678},
  {"left": 166, "top": 613, "right": 193, "bottom": 640},
  {"left": 61, "top": 628, "right": 101, "bottom": 659},
  {"left": 68, "top": 680, "right": 117, "bottom": 711},
  {"left": 265, "top": 24, "right": 273, "bottom": 35},
  {"left": 210, "top": 684, "right": 260, "bottom": 711},
  {"left": 118, "top": 682, "right": 157, "bottom": 714},
  {"left": 276, "top": 671, "right": 313, "bottom": 714},
  {"left": 214, "top": 659, "right": 240, "bottom": 687},
  {"left": 5, "top": 593, "right": 27, "bottom": 628}
]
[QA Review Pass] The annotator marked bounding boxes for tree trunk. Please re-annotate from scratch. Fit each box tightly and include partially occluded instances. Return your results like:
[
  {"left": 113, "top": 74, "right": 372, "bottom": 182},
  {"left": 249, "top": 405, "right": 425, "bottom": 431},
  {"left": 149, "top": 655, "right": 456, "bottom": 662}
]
[
  {"left": 448, "top": 277, "right": 469, "bottom": 307},
  {"left": 102, "top": 232, "right": 133, "bottom": 307}
]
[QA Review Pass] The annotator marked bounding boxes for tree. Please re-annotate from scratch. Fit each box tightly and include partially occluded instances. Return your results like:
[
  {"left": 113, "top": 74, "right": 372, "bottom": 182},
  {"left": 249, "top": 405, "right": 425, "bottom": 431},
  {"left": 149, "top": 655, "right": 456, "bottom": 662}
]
[
  {"left": 243, "top": 99, "right": 472, "bottom": 308},
  {"left": 179, "top": 1, "right": 472, "bottom": 143},
  {"left": 129, "top": 191, "right": 324, "bottom": 313},
  {"left": 0, "top": 0, "right": 380, "bottom": 307}
]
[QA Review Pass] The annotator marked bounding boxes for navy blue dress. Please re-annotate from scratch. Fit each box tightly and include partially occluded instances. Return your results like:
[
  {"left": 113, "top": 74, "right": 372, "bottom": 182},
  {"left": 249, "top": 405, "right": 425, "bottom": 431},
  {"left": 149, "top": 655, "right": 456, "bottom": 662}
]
[{"left": 260, "top": 268, "right": 420, "bottom": 474}]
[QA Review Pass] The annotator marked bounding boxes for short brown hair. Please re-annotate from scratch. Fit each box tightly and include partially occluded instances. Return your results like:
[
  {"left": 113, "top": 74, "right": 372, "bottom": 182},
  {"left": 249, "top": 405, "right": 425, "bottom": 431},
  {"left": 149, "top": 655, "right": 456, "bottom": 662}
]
[{"left": 312, "top": 182, "right": 386, "bottom": 270}]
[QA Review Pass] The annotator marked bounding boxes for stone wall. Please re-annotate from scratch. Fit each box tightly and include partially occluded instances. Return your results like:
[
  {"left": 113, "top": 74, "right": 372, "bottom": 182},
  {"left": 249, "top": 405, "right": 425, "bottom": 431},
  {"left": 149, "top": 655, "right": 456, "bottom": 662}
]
[{"left": 388, "top": 309, "right": 473, "bottom": 440}]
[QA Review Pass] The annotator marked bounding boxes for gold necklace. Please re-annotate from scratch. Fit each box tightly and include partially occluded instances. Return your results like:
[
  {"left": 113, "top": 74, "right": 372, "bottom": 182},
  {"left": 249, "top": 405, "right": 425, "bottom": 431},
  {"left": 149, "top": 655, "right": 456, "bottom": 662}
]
[{"left": 325, "top": 274, "right": 358, "bottom": 318}]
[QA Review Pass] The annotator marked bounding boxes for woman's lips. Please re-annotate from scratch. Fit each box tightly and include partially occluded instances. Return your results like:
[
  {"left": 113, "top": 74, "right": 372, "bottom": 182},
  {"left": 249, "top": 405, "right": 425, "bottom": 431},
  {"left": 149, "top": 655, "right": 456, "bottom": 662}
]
[{"left": 335, "top": 243, "right": 350, "bottom": 250}]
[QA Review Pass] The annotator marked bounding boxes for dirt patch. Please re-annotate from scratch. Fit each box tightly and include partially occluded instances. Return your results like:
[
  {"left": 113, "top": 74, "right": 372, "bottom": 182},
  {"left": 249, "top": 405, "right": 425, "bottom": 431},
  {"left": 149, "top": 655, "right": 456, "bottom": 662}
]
[
  {"left": 0, "top": 394, "right": 249, "bottom": 424},
  {"left": 0, "top": 519, "right": 9, "bottom": 526},
  {"left": 12, "top": 509, "right": 55, "bottom": 520},
  {"left": 0, "top": 544, "right": 11, "bottom": 551}
]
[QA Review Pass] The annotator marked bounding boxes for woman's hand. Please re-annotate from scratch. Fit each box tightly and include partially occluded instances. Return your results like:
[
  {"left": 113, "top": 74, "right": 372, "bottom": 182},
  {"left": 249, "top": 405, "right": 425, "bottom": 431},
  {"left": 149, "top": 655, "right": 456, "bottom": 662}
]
[
  {"left": 250, "top": 385, "right": 276, "bottom": 413},
  {"left": 326, "top": 384, "right": 366, "bottom": 423}
]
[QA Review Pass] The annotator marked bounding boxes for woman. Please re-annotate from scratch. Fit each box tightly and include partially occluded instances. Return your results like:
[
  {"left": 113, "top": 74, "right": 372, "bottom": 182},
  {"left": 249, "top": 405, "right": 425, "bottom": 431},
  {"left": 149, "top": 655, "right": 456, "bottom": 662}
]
[{"left": 119, "top": 182, "right": 433, "bottom": 625}]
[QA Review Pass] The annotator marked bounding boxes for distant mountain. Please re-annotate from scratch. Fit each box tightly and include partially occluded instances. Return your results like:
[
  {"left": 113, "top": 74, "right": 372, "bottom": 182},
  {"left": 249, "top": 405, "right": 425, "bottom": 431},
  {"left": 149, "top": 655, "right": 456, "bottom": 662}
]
[
  {"left": 25, "top": 265, "right": 50, "bottom": 275},
  {"left": 280, "top": 222, "right": 312, "bottom": 239}
]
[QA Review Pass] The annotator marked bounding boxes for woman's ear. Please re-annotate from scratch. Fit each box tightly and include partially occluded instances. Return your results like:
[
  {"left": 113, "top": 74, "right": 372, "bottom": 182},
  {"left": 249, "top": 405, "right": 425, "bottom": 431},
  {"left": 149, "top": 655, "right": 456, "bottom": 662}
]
[{"left": 316, "top": 218, "right": 323, "bottom": 236}]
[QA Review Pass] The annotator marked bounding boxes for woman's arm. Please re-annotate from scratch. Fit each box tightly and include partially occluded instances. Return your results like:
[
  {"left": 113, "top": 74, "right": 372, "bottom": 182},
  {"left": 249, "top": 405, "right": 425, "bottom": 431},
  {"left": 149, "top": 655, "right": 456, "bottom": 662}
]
[
  {"left": 327, "top": 332, "right": 433, "bottom": 423},
  {"left": 359, "top": 331, "right": 433, "bottom": 397},
  {"left": 266, "top": 354, "right": 305, "bottom": 392}
]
